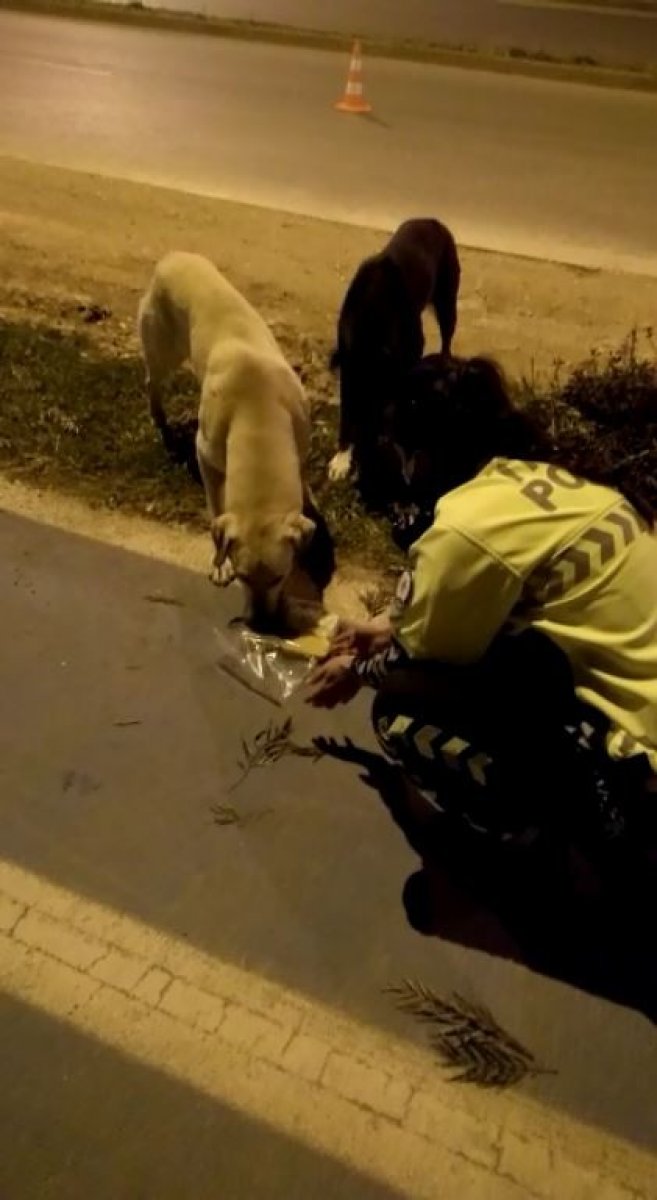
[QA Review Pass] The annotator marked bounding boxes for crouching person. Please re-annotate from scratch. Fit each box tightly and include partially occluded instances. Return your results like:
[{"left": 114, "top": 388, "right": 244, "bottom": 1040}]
[{"left": 306, "top": 356, "right": 657, "bottom": 898}]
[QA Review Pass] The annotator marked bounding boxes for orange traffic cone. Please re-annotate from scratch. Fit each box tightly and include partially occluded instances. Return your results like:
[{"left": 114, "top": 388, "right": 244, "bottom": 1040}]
[{"left": 335, "top": 39, "right": 372, "bottom": 115}]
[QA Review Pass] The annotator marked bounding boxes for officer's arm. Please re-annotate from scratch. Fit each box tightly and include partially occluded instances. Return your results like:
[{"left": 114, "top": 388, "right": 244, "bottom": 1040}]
[
  {"left": 352, "top": 637, "right": 407, "bottom": 687},
  {"left": 392, "top": 522, "right": 523, "bottom": 664}
]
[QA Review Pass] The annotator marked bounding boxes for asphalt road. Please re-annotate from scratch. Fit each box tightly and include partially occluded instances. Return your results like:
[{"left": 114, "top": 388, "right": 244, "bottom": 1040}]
[
  {"left": 1, "top": 11, "right": 656, "bottom": 274},
  {"left": 2, "top": 509, "right": 657, "bottom": 1174},
  {"left": 0, "top": 1002, "right": 401, "bottom": 1200},
  {"left": 119, "top": 0, "right": 657, "bottom": 71}
]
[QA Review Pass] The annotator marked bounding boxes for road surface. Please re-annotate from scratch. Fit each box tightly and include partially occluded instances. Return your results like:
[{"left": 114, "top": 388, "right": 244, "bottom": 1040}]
[
  {"left": 1, "top": 11, "right": 656, "bottom": 274},
  {"left": 1, "top": 504, "right": 657, "bottom": 1194},
  {"left": 114, "top": 0, "right": 657, "bottom": 71}
]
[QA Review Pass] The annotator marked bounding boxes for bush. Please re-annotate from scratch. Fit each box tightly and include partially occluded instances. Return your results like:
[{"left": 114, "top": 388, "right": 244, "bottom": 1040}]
[{"left": 517, "top": 330, "right": 657, "bottom": 520}]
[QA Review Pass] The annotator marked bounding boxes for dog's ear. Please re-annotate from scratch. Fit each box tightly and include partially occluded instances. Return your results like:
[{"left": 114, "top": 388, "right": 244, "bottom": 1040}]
[
  {"left": 329, "top": 347, "right": 340, "bottom": 372},
  {"left": 210, "top": 513, "right": 238, "bottom": 564},
  {"left": 283, "top": 513, "right": 316, "bottom": 549}
]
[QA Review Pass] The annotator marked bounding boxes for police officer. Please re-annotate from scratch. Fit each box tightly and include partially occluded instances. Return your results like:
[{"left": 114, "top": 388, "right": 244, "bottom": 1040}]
[{"left": 306, "top": 356, "right": 657, "bottom": 881}]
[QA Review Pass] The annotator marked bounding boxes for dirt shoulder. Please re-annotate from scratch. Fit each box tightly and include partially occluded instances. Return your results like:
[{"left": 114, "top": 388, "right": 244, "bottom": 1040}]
[
  {"left": 1, "top": 155, "right": 656, "bottom": 601},
  {"left": 548, "top": 0, "right": 657, "bottom": 10},
  {"left": 2, "top": 157, "right": 655, "bottom": 371},
  {"left": 2, "top": 0, "right": 656, "bottom": 93}
]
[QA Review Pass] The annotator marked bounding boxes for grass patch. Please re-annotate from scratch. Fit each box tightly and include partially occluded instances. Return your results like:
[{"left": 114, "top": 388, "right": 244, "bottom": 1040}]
[
  {"left": 516, "top": 331, "right": 657, "bottom": 520},
  {"left": 0, "top": 317, "right": 396, "bottom": 568},
  {"left": 2, "top": 317, "right": 653, "bottom": 571},
  {"left": 0, "top": 320, "right": 201, "bottom": 523}
]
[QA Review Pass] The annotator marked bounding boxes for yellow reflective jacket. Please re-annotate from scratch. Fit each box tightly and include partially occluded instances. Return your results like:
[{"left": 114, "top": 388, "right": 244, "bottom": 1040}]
[{"left": 392, "top": 457, "right": 657, "bottom": 769}]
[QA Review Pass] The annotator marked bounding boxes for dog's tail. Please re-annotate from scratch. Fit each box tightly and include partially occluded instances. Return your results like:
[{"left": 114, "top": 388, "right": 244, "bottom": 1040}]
[
  {"left": 434, "top": 227, "right": 461, "bottom": 357},
  {"left": 146, "top": 379, "right": 167, "bottom": 434},
  {"left": 137, "top": 280, "right": 178, "bottom": 433}
]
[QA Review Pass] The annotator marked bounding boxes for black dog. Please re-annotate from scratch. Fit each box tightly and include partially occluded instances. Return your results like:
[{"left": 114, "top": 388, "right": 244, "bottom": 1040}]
[{"left": 328, "top": 218, "right": 460, "bottom": 510}]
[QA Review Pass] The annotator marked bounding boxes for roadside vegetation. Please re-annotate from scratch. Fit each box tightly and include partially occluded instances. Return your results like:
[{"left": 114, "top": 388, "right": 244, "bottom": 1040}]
[
  {"left": 0, "top": 316, "right": 395, "bottom": 568},
  {"left": 1, "top": 315, "right": 655, "bottom": 570},
  {"left": 517, "top": 330, "right": 657, "bottom": 518}
]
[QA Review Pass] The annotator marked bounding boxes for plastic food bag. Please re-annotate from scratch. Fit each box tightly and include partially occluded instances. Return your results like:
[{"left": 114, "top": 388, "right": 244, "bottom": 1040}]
[{"left": 214, "top": 614, "right": 338, "bottom": 706}]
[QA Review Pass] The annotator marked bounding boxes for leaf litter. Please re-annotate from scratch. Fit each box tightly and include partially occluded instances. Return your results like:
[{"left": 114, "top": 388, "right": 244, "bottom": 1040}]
[
  {"left": 230, "top": 716, "right": 324, "bottom": 791},
  {"left": 386, "top": 980, "right": 555, "bottom": 1090}
]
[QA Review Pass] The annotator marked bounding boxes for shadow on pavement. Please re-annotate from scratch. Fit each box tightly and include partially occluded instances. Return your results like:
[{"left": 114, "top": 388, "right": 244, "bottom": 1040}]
[
  {"left": 317, "top": 736, "right": 657, "bottom": 1027},
  {"left": 0, "top": 993, "right": 404, "bottom": 1200},
  {"left": 3, "top": 509, "right": 656, "bottom": 1155}
]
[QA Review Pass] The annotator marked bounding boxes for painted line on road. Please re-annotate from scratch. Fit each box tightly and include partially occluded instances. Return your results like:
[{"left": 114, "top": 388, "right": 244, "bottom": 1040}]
[
  {"left": 4, "top": 53, "right": 113, "bottom": 77},
  {"left": 501, "top": 0, "right": 657, "bottom": 18}
]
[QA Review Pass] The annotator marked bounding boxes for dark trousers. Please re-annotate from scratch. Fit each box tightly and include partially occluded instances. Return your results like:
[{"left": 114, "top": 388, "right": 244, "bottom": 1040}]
[{"left": 371, "top": 629, "right": 643, "bottom": 849}]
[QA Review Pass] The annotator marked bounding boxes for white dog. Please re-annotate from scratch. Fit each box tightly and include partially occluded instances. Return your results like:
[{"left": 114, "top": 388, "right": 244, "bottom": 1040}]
[{"left": 138, "top": 252, "right": 314, "bottom": 623}]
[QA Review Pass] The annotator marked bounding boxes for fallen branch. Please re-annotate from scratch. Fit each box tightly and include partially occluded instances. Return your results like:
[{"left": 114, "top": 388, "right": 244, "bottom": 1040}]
[
  {"left": 386, "top": 980, "right": 554, "bottom": 1089},
  {"left": 231, "top": 717, "right": 324, "bottom": 790}
]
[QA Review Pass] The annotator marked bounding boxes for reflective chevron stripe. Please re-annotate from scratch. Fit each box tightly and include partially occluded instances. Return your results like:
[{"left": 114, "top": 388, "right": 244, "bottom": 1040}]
[
  {"left": 581, "top": 525, "right": 615, "bottom": 565},
  {"left": 377, "top": 714, "right": 493, "bottom": 791},
  {"left": 528, "top": 503, "right": 646, "bottom": 604},
  {"left": 606, "top": 505, "right": 637, "bottom": 546},
  {"left": 439, "top": 735, "right": 471, "bottom": 769},
  {"left": 385, "top": 715, "right": 413, "bottom": 739},
  {"left": 438, "top": 734, "right": 492, "bottom": 787},
  {"left": 412, "top": 724, "right": 443, "bottom": 760},
  {"left": 467, "top": 751, "right": 493, "bottom": 786},
  {"left": 543, "top": 545, "right": 590, "bottom": 601}
]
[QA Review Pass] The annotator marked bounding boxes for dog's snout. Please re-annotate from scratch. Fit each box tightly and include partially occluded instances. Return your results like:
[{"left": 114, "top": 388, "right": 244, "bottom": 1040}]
[
  {"left": 247, "top": 602, "right": 283, "bottom": 635},
  {"left": 243, "top": 584, "right": 284, "bottom": 632}
]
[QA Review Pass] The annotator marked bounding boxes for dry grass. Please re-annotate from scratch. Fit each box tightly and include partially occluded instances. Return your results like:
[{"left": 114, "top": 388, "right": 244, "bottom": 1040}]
[
  {"left": 0, "top": 316, "right": 396, "bottom": 568},
  {"left": 1, "top": 316, "right": 654, "bottom": 572}
]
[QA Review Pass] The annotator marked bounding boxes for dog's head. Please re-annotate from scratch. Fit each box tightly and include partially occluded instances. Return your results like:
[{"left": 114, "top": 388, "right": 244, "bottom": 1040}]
[{"left": 211, "top": 511, "right": 316, "bottom": 627}]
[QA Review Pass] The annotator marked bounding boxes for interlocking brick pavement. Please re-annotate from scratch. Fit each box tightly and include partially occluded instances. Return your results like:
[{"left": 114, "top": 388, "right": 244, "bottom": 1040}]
[{"left": 0, "top": 860, "right": 653, "bottom": 1200}]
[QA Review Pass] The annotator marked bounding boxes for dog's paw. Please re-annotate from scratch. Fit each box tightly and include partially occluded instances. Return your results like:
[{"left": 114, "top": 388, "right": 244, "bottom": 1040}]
[
  {"left": 210, "top": 559, "right": 235, "bottom": 588},
  {"left": 328, "top": 448, "right": 353, "bottom": 482}
]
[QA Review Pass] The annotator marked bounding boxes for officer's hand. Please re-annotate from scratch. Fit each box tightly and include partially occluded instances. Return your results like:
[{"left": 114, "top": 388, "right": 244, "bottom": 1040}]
[{"left": 305, "top": 655, "right": 360, "bottom": 709}]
